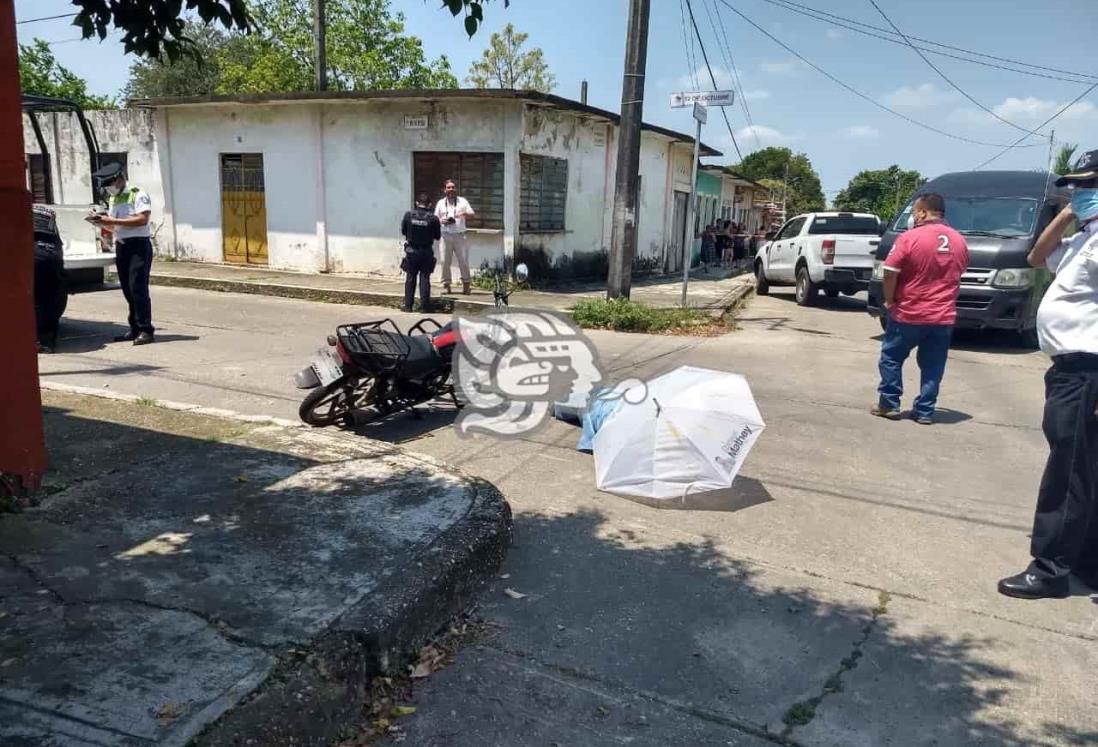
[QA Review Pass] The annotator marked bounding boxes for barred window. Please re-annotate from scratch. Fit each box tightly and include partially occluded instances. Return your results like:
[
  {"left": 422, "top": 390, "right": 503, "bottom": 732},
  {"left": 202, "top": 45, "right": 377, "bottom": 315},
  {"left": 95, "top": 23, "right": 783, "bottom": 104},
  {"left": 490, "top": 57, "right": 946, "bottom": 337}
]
[
  {"left": 520, "top": 154, "right": 568, "bottom": 232},
  {"left": 413, "top": 152, "right": 504, "bottom": 230}
]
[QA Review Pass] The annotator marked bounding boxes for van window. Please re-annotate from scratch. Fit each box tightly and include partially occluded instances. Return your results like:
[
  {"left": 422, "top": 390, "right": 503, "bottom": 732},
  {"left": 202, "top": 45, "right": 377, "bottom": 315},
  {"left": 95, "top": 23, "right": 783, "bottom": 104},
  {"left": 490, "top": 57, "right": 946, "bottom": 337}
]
[
  {"left": 893, "top": 196, "right": 1039, "bottom": 237},
  {"left": 808, "top": 215, "right": 880, "bottom": 235}
]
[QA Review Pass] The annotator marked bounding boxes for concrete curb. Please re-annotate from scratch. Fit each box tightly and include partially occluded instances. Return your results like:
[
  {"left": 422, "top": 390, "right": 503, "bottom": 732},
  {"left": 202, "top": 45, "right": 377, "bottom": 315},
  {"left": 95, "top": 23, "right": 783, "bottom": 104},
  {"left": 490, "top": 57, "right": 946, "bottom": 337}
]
[
  {"left": 37, "top": 382, "right": 514, "bottom": 746},
  {"left": 134, "top": 270, "right": 496, "bottom": 314}
]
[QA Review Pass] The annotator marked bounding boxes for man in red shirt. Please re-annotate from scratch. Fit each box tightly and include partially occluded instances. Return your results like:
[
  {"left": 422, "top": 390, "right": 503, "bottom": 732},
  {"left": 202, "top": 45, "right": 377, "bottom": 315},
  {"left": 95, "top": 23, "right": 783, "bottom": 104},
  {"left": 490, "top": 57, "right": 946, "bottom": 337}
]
[{"left": 872, "top": 193, "right": 969, "bottom": 424}]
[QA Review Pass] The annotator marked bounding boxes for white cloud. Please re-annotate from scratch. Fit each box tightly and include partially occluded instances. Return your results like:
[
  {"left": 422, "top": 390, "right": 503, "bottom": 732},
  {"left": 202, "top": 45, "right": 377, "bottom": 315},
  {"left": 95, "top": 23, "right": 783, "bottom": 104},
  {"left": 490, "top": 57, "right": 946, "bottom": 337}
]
[
  {"left": 676, "top": 66, "right": 735, "bottom": 91},
  {"left": 743, "top": 89, "right": 770, "bottom": 101},
  {"left": 735, "top": 125, "right": 793, "bottom": 147},
  {"left": 826, "top": 28, "right": 844, "bottom": 40},
  {"left": 880, "top": 83, "right": 962, "bottom": 109},
  {"left": 760, "top": 59, "right": 802, "bottom": 75},
  {"left": 949, "top": 97, "right": 1098, "bottom": 127},
  {"left": 844, "top": 125, "right": 880, "bottom": 139}
]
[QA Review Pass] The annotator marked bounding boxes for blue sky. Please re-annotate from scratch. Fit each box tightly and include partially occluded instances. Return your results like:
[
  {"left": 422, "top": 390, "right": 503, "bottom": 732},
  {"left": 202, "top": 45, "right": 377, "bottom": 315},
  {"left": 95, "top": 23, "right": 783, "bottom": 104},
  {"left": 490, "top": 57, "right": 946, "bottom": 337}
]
[{"left": 16, "top": 0, "right": 1098, "bottom": 198}]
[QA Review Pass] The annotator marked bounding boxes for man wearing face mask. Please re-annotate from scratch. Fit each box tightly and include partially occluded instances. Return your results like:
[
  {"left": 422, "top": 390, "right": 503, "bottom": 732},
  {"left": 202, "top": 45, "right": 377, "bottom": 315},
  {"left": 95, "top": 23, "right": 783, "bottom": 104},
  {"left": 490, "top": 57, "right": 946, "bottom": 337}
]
[
  {"left": 872, "top": 192, "right": 969, "bottom": 425},
  {"left": 998, "top": 150, "right": 1098, "bottom": 600},
  {"left": 86, "top": 162, "right": 155, "bottom": 345}
]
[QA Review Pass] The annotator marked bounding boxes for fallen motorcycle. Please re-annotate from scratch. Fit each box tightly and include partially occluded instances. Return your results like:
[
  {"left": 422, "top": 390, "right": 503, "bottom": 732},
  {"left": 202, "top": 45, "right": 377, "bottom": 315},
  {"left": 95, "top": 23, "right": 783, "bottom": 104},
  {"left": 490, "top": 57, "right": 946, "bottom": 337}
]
[
  {"left": 294, "top": 318, "right": 461, "bottom": 427},
  {"left": 294, "top": 263, "right": 528, "bottom": 428}
]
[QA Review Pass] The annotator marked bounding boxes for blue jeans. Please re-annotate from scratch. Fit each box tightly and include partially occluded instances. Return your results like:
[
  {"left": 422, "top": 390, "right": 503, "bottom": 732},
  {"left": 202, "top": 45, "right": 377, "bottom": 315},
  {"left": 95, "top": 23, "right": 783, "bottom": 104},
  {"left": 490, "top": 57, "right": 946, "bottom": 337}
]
[{"left": 877, "top": 319, "right": 953, "bottom": 418}]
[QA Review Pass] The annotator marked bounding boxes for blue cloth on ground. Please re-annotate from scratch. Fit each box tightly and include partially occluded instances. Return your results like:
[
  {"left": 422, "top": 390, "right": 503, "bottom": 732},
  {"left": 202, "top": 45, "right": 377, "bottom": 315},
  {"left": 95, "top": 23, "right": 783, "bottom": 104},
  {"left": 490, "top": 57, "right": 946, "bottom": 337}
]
[{"left": 577, "top": 388, "right": 625, "bottom": 452}]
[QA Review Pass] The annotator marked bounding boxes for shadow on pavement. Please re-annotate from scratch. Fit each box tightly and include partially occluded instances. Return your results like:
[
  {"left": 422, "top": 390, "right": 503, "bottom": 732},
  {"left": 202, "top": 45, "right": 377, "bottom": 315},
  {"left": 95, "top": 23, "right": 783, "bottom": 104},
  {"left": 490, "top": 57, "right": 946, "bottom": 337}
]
[
  {"left": 767, "top": 291, "right": 869, "bottom": 313},
  {"left": 610, "top": 476, "right": 774, "bottom": 513},
  {"left": 950, "top": 328, "right": 1036, "bottom": 356},
  {"left": 53, "top": 318, "right": 200, "bottom": 354},
  {"left": 350, "top": 404, "right": 460, "bottom": 444},
  {"left": 395, "top": 508, "right": 1092, "bottom": 746}
]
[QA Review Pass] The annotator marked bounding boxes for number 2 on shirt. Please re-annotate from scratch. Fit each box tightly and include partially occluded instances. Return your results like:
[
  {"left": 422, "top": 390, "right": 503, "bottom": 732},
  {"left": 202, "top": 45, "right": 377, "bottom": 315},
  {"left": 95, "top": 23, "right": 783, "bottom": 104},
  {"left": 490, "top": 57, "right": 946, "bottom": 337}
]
[{"left": 936, "top": 234, "right": 950, "bottom": 253}]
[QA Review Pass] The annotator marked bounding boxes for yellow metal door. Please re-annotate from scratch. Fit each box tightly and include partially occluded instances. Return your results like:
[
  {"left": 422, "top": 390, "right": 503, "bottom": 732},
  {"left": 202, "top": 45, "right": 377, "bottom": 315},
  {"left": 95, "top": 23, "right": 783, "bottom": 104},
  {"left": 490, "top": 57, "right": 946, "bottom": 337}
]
[{"left": 220, "top": 153, "right": 268, "bottom": 265}]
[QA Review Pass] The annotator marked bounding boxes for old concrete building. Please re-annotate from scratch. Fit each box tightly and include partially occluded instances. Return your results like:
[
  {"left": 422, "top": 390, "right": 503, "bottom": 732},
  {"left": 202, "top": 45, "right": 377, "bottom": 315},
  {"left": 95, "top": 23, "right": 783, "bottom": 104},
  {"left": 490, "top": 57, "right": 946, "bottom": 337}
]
[{"left": 27, "top": 90, "right": 723, "bottom": 279}]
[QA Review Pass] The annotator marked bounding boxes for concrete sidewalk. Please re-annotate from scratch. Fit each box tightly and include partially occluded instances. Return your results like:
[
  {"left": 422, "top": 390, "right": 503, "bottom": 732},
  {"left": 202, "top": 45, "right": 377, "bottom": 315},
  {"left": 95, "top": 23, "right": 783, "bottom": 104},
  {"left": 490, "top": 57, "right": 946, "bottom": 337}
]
[
  {"left": 0, "top": 389, "right": 511, "bottom": 746},
  {"left": 131, "top": 259, "right": 752, "bottom": 315}
]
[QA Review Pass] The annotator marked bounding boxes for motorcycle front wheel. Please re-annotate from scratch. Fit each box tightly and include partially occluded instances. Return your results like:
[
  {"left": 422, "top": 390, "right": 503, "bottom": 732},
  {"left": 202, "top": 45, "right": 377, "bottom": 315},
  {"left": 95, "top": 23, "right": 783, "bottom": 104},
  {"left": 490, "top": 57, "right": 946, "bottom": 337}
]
[{"left": 299, "top": 378, "right": 356, "bottom": 427}]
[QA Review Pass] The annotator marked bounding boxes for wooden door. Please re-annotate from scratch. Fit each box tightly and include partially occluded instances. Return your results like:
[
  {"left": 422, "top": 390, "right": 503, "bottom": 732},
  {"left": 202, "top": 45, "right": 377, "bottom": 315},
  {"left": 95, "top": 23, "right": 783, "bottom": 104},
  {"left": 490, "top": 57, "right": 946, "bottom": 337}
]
[{"left": 220, "top": 153, "right": 268, "bottom": 265}]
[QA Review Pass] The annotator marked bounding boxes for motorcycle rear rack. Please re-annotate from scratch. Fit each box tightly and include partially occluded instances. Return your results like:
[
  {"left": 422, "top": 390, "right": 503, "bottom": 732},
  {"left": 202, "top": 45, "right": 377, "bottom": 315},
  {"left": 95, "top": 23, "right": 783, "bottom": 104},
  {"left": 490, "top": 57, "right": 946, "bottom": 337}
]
[{"left": 337, "top": 319, "right": 411, "bottom": 375}]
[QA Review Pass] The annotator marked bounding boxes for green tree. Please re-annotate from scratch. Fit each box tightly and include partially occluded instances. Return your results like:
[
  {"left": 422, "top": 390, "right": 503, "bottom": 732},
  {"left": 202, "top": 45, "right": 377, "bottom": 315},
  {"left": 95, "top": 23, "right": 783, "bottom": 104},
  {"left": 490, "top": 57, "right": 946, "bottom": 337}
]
[
  {"left": 833, "top": 165, "right": 926, "bottom": 223},
  {"left": 466, "top": 24, "right": 555, "bottom": 92},
  {"left": 124, "top": 24, "right": 236, "bottom": 99},
  {"left": 217, "top": 0, "right": 458, "bottom": 93},
  {"left": 71, "top": 0, "right": 505, "bottom": 61},
  {"left": 18, "top": 39, "right": 115, "bottom": 109},
  {"left": 1054, "top": 143, "right": 1078, "bottom": 176},
  {"left": 736, "top": 147, "right": 825, "bottom": 218}
]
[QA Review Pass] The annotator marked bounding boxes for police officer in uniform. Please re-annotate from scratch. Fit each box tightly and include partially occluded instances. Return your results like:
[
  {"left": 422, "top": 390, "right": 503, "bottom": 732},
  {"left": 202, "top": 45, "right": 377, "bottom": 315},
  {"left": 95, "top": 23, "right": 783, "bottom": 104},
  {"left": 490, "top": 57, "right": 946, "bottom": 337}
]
[
  {"left": 999, "top": 150, "right": 1098, "bottom": 599},
  {"left": 400, "top": 193, "right": 442, "bottom": 312},
  {"left": 87, "top": 162, "right": 156, "bottom": 345}
]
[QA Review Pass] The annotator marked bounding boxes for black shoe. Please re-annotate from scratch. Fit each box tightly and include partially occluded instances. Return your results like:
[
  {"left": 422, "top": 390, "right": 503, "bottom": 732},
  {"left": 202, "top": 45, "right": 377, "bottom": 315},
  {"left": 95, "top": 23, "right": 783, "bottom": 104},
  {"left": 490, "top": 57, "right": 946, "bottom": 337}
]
[
  {"left": 114, "top": 331, "right": 137, "bottom": 342},
  {"left": 997, "top": 571, "right": 1069, "bottom": 600},
  {"left": 132, "top": 331, "right": 155, "bottom": 346}
]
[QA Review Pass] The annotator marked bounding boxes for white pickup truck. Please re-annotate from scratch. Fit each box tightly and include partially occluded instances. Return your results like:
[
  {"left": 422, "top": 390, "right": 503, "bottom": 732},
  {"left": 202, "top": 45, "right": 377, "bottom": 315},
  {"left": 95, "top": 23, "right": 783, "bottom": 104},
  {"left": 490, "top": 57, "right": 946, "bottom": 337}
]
[
  {"left": 34, "top": 204, "right": 115, "bottom": 286},
  {"left": 755, "top": 211, "right": 883, "bottom": 306}
]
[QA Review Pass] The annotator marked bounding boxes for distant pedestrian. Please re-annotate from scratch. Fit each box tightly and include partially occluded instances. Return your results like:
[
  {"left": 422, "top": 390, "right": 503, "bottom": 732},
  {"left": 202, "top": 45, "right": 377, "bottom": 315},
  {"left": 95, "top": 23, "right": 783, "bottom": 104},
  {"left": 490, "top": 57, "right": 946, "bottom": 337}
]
[
  {"left": 872, "top": 193, "right": 968, "bottom": 424},
  {"left": 401, "top": 193, "right": 442, "bottom": 312},
  {"left": 716, "top": 220, "right": 732, "bottom": 267},
  {"left": 88, "top": 162, "right": 155, "bottom": 345},
  {"left": 699, "top": 224, "right": 717, "bottom": 273},
  {"left": 732, "top": 222, "right": 747, "bottom": 268},
  {"left": 998, "top": 151, "right": 1098, "bottom": 600},
  {"left": 435, "top": 179, "right": 475, "bottom": 295}
]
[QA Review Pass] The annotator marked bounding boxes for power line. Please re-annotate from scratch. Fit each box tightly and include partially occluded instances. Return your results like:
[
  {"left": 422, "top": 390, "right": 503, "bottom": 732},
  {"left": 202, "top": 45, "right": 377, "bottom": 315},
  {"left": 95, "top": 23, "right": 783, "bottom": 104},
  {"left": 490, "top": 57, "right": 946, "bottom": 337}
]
[
  {"left": 17, "top": 12, "right": 78, "bottom": 25},
  {"left": 715, "top": 0, "right": 1040, "bottom": 149},
  {"left": 685, "top": 0, "right": 744, "bottom": 161},
  {"left": 973, "top": 82, "right": 1098, "bottom": 170},
  {"left": 704, "top": 0, "right": 761, "bottom": 150},
  {"left": 678, "top": 0, "right": 700, "bottom": 90},
  {"left": 756, "top": 0, "right": 1098, "bottom": 84},
  {"left": 866, "top": 0, "right": 1037, "bottom": 137}
]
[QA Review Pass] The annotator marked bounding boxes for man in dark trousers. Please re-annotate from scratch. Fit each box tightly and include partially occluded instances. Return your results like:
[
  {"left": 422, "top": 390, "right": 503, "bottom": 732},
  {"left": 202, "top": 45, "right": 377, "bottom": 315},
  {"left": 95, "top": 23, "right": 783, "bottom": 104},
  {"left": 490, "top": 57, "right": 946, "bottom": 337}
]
[
  {"left": 872, "top": 192, "right": 968, "bottom": 425},
  {"left": 87, "top": 162, "right": 155, "bottom": 345},
  {"left": 999, "top": 150, "right": 1098, "bottom": 599},
  {"left": 400, "top": 193, "right": 441, "bottom": 312}
]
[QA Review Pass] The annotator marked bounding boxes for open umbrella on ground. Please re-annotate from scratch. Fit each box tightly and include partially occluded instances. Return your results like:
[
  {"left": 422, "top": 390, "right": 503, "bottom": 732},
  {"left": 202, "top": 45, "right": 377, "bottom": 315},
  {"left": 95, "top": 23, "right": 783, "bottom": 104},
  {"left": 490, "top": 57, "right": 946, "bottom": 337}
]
[{"left": 592, "top": 366, "right": 765, "bottom": 502}]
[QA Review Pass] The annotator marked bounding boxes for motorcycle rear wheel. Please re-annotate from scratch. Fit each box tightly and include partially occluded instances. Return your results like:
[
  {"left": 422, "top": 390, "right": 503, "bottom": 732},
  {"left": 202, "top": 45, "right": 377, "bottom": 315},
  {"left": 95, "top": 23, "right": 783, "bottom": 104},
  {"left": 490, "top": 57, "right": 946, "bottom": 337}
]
[{"left": 299, "top": 378, "right": 356, "bottom": 427}]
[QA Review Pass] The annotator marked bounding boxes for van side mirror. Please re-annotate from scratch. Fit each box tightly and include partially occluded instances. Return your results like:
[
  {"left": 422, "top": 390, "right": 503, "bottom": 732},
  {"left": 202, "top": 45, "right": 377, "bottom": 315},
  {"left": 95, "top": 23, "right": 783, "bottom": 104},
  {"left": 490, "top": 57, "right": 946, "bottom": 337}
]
[{"left": 514, "top": 263, "right": 529, "bottom": 282}]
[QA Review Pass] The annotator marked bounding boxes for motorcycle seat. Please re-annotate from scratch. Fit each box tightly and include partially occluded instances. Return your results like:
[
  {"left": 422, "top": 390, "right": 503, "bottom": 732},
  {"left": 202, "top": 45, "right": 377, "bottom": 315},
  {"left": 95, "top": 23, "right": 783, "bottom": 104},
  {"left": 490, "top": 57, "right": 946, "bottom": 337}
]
[{"left": 401, "top": 334, "right": 440, "bottom": 378}]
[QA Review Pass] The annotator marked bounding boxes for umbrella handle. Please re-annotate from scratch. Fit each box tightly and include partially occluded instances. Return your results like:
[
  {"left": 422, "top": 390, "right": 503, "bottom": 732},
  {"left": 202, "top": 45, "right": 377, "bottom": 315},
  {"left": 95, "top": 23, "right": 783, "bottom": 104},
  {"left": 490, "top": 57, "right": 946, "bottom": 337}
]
[{"left": 680, "top": 481, "right": 705, "bottom": 505}]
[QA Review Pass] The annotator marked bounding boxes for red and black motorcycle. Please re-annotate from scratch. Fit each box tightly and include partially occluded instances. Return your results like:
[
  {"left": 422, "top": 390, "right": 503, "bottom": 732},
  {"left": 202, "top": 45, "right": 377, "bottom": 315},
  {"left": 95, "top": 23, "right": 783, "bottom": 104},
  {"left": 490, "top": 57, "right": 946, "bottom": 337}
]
[{"left": 294, "top": 318, "right": 460, "bottom": 427}]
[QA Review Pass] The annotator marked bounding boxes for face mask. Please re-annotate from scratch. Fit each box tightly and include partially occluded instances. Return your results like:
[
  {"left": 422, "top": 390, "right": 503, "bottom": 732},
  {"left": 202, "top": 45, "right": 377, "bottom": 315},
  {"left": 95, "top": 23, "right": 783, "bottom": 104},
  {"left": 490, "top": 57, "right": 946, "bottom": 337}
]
[
  {"left": 106, "top": 184, "right": 122, "bottom": 197},
  {"left": 1070, "top": 188, "right": 1098, "bottom": 222}
]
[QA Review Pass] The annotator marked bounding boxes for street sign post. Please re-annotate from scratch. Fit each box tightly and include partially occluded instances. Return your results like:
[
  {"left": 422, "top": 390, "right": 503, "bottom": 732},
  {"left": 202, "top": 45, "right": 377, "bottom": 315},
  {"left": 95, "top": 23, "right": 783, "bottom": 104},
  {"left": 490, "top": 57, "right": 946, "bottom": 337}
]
[
  {"left": 670, "top": 90, "right": 735, "bottom": 108},
  {"left": 680, "top": 102, "right": 709, "bottom": 306}
]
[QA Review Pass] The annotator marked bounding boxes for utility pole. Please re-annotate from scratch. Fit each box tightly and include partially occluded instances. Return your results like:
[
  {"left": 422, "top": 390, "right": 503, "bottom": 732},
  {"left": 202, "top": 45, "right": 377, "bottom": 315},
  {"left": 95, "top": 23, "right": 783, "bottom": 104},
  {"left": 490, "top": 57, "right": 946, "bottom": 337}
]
[
  {"left": 314, "top": 0, "right": 327, "bottom": 92},
  {"left": 607, "top": 0, "right": 651, "bottom": 299},
  {"left": 681, "top": 103, "right": 705, "bottom": 306}
]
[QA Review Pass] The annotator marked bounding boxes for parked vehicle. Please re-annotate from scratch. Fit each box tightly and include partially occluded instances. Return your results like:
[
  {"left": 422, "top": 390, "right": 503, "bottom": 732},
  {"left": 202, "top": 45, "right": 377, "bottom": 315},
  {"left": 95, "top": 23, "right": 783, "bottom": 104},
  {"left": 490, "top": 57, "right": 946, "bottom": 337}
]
[
  {"left": 295, "top": 264, "right": 529, "bottom": 427},
  {"left": 866, "top": 171, "right": 1070, "bottom": 345},
  {"left": 32, "top": 206, "right": 67, "bottom": 353},
  {"left": 755, "top": 211, "right": 882, "bottom": 305},
  {"left": 22, "top": 94, "right": 114, "bottom": 287}
]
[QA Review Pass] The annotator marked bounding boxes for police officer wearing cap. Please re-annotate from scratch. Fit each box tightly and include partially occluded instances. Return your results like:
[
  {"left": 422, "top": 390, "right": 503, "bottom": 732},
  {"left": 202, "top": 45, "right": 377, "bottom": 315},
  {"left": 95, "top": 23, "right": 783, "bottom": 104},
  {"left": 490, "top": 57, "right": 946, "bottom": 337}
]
[
  {"left": 999, "top": 149, "right": 1098, "bottom": 599},
  {"left": 87, "top": 162, "right": 156, "bottom": 345},
  {"left": 400, "top": 193, "right": 441, "bottom": 312}
]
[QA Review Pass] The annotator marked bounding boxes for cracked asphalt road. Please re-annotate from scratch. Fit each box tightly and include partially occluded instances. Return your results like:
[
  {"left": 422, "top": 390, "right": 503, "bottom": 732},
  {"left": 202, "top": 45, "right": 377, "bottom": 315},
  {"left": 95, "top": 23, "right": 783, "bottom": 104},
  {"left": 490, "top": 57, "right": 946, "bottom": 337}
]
[{"left": 36, "top": 285, "right": 1098, "bottom": 745}]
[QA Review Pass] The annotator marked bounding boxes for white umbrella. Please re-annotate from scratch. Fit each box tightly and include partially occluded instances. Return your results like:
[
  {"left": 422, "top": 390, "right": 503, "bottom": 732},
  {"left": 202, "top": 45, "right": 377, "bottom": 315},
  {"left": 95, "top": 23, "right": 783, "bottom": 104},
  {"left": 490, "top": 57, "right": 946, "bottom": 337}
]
[{"left": 593, "top": 366, "right": 765, "bottom": 501}]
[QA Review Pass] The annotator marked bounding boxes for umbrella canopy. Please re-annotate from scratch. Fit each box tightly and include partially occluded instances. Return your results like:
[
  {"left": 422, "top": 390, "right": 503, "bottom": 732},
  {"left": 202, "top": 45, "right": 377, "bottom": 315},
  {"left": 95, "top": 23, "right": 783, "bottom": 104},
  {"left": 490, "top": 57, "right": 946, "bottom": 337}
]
[{"left": 593, "top": 366, "right": 765, "bottom": 501}]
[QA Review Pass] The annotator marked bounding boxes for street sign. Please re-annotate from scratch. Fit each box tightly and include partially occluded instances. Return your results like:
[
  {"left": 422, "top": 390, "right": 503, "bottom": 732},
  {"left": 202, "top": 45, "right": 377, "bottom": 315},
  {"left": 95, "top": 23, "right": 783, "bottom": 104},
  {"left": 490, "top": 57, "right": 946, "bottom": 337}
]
[
  {"left": 670, "top": 90, "right": 736, "bottom": 108},
  {"left": 692, "top": 102, "right": 708, "bottom": 124}
]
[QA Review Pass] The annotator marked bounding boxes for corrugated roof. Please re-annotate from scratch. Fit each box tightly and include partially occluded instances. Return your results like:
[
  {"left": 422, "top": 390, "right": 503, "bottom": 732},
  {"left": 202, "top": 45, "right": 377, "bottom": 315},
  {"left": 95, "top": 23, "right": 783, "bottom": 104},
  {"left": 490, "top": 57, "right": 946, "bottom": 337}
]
[
  {"left": 129, "top": 88, "right": 722, "bottom": 157},
  {"left": 699, "top": 164, "right": 766, "bottom": 190}
]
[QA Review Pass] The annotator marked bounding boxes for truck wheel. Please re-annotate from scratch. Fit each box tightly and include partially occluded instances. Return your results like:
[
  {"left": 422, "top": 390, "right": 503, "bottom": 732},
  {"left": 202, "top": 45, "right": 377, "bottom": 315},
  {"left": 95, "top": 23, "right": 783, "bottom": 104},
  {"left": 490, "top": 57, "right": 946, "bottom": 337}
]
[
  {"left": 795, "top": 266, "right": 818, "bottom": 307},
  {"left": 755, "top": 262, "right": 770, "bottom": 295}
]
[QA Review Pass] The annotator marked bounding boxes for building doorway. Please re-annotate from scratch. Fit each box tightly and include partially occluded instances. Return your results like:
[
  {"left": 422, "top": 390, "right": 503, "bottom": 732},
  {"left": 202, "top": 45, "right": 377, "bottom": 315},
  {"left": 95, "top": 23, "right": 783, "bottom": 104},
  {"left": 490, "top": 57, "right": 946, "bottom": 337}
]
[{"left": 220, "top": 153, "right": 268, "bottom": 265}]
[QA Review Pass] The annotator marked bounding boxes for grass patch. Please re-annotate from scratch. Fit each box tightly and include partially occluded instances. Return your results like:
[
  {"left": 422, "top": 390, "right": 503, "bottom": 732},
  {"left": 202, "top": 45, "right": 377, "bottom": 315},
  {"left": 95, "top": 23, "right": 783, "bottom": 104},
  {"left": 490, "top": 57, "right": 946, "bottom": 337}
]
[
  {"left": 571, "top": 297, "right": 719, "bottom": 335},
  {"left": 135, "top": 396, "right": 158, "bottom": 407},
  {"left": 782, "top": 700, "right": 818, "bottom": 728},
  {"left": 471, "top": 268, "right": 532, "bottom": 292}
]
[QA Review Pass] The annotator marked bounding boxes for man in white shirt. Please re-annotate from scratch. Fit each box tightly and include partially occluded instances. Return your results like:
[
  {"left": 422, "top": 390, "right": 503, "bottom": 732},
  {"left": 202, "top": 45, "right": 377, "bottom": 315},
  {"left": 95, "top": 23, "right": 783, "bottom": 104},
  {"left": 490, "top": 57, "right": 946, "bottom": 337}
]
[
  {"left": 87, "top": 162, "right": 156, "bottom": 345},
  {"left": 998, "top": 150, "right": 1098, "bottom": 599},
  {"left": 434, "top": 179, "right": 475, "bottom": 295}
]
